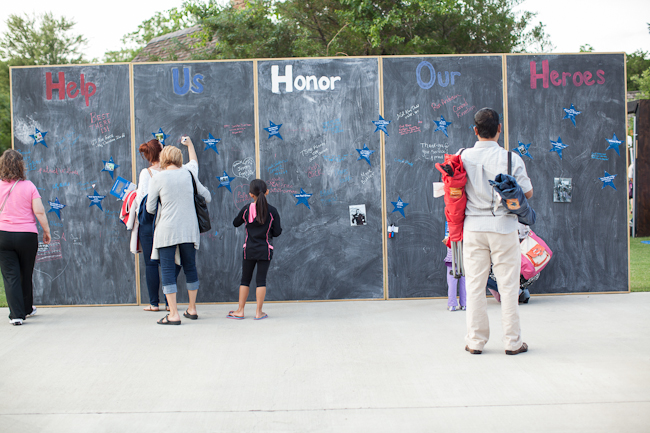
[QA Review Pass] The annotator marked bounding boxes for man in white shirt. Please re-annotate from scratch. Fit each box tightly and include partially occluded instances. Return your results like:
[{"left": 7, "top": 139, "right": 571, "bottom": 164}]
[{"left": 462, "top": 108, "right": 533, "bottom": 355}]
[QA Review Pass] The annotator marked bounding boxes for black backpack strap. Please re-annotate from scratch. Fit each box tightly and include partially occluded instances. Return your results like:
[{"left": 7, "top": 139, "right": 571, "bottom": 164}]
[{"left": 508, "top": 150, "right": 512, "bottom": 176}]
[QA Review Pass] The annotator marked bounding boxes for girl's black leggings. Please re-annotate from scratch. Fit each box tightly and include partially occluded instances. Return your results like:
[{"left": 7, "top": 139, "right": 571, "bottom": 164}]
[{"left": 241, "top": 259, "right": 271, "bottom": 287}]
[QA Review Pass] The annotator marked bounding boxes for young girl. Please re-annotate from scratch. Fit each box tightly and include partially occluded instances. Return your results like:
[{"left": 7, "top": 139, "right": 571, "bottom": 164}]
[
  {"left": 228, "top": 179, "right": 282, "bottom": 320},
  {"left": 444, "top": 240, "right": 466, "bottom": 311}
]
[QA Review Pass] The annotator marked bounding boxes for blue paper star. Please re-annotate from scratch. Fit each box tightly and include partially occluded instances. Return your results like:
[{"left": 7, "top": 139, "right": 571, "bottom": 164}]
[
  {"left": 264, "top": 121, "right": 283, "bottom": 140},
  {"left": 562, "top": 104, "right": 581, "bottom": 127},
  {"left": 605, "top": 133, "right": 622, "bottom": 156},
  {"left": 101, "top": 157, "right": 120, "bottom": 180},
  {"left": 372, "top": 115, "right": 391, "bottom": 136},
  {"left": 599, "top": 171, "right": 617, "bottom": 190},
  {"left": 356, "top": 144, "right": 375, "bottom": 166},
  {"left": 47, "top": 197, "right": 66, "bottom": 220},
  {"left": 294, "top": 188, "right": 312, "bottom": 209},
  {"left": 433, "top": 116, "right": 453, "bottom": 137},
  {"left": 152, "top": 128, "right": 170, "bottom": 146},
  {"left": 550, "top": 137, "right": 569, "bottom": 159},
  {"left": 217, "top": 171, "right": 235, "bottom": 192},
  {"left": 202, "top": 133, "right": 221, "bottom": 154},
  {"left": 514, "top": 141, "right": 533, "bottom": 159},
  {"left": 30, "top": 128, "right": 48, "bottom": 148},
  {"left": 391, "top": 196, "right": 409, "bottom": 218},
  {"left": 87, "top": 189, "right": 106, "bottom": 211}
]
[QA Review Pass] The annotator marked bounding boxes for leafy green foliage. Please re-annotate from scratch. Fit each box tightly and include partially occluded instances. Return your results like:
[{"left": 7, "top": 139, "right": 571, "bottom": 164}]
[
  {"left": 0, "top": 13, "right": 87, "bottom": 65},
  {"left": 108, "top": 0, "right": 554, "bottom": 61},
  {"left": 627, "top": 50, "right": 650, "bottom": 93}
]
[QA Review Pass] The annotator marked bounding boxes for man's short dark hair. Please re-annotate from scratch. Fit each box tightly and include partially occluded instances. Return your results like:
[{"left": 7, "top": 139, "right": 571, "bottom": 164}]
[{"left": 474, "top": 108, "right": 500, "bottom": 139}]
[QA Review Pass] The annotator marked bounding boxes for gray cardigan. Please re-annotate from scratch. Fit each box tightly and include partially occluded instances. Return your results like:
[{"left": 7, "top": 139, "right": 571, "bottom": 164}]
[{"left": 146, "top": 162, "right": 211, "bottom": 258}]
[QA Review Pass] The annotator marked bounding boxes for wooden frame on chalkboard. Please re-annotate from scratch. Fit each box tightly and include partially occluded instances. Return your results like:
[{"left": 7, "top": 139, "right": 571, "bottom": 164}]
[{"left": 9, "top": 54, "right": 630, "bottom": 307}]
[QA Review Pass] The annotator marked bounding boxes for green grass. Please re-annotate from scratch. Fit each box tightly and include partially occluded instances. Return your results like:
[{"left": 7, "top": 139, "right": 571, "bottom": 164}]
[
  {"left": 0, "top": 238, "right": 647, "bottom": 307},
  {"left": 631, "top": 236, "right": 650, "bottom": 292}
]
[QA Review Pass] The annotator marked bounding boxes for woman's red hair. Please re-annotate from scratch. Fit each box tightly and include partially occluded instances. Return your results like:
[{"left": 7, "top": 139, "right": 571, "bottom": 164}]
[{"left": 139, "top": 139, "right": 163, "bottom": 164}]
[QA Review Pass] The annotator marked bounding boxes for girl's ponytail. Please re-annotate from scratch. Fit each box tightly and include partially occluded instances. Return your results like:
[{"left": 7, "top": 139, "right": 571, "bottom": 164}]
[{"left": 250, "top": 179, "right": 268, "bottom": 224}]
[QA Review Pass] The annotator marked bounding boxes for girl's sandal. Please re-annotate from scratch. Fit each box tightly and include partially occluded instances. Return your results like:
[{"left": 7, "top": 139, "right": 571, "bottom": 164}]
[{"left": 143, "top": 305, "right": 160, "bottom": 312}]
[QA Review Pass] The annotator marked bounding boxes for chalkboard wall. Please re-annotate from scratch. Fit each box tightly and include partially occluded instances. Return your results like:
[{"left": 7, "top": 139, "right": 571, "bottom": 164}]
[
  {"left": 257, "top": 58, "right": 384, "bottom": 300},
  {"left": 506, "top": 54, "right": 628, "bottom": 293},
  {"left": 11, "top": 64, "right": 135, "bottom": 305},
  {"left": 10, "top": 53, "right": 628, "bottom": 305},
  {"left": 382, "top": 56, "right": 504, "bottom": 298},
  {"left": 133, "top": 61, "right": 256, "bottom": 303}
]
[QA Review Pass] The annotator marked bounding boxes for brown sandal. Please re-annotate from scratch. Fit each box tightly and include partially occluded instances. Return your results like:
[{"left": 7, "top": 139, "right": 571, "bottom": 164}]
[
  {"left": 506, "top": 342, "right": 528, "bottom": 355},
  {"left": 143, "top": 305, "right": 159, "bottom": 312}
]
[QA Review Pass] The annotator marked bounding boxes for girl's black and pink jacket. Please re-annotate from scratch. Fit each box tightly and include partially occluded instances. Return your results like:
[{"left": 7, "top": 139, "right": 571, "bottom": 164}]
[{"left": 233, "top": 203, "right": 282, "bottom": 260}]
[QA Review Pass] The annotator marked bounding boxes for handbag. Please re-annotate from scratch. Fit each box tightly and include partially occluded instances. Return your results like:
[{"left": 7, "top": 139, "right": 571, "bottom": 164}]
[
  {"left": 488, "top": 151, "right": 536, "bottom": 226},
  {"left": 0, "top": 180, "right": 19, "bottom": 215},
  {"left": 520, "top": 230, "right": 552, "bottom": 279},
  {"left": 190, "top": 172, "right": 211, "bottom": 233}
]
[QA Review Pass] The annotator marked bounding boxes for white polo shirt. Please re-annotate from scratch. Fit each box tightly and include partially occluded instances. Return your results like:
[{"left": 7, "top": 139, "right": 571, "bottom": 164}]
[{"left": 461, "top": 141, "right": 533, "bottom": 234}]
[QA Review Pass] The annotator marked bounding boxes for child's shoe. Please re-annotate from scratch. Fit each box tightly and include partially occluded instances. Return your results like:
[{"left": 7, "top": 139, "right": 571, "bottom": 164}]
[{"left": 447, "top": 306, "right": 456, "bottom": 311}]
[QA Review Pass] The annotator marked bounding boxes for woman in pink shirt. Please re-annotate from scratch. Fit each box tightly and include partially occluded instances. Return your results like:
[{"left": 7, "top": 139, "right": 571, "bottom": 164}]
[{"left": 0, "top": 150, "right": 51, "bottom": 325}]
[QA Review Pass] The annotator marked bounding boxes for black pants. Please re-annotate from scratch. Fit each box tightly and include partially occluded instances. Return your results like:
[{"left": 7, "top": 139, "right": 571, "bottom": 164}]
[
  {"left": 0, "top": 231, "right": 38, "bottom": 320},
  {"left": 241, "top": 259, "right": 271, "bottom": 287}
]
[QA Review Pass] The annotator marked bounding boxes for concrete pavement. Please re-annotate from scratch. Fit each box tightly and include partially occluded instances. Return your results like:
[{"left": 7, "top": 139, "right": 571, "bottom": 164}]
[{"left": 0, "top": 293, "right": 649, "bottom": 432}]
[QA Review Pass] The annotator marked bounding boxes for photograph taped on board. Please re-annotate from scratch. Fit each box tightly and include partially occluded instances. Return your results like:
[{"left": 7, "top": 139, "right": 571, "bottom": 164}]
[
  {"left": 349, "top": 204, "right": 367, "bottom": 226},
  {"left": 553, "top": 178, "right": 573, "bottom": 203}
]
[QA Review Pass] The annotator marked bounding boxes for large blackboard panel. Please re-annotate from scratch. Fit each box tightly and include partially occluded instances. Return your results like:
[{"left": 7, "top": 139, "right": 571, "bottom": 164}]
[
  {"left": 257, "top": 58, "right": 383, "bottom": 300},
  {"left": 11, "top": 64, "right": 135, "bottom": 305},
  {"left": 383, "top": 56, "right": 504, "bottom": 298},
  {"left": 506, "top": 54, "right": 628, "bottom": 293},
  {"left": 133, "top": 61, "right": 256, "bottom": 303}
]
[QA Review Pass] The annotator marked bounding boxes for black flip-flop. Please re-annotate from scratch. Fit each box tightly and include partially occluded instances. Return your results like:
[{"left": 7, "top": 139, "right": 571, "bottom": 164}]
[
  {"left": 157, "top": 314, "right": 181, "bottom": 325},
  {"left": 183, "top": 310, "right": 198, "bottom": 320}
]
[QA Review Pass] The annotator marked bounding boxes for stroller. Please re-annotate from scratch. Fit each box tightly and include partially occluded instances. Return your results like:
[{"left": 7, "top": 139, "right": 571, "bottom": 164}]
[{"left": 486, "top": 224, "right": 552, "bottom": 304}]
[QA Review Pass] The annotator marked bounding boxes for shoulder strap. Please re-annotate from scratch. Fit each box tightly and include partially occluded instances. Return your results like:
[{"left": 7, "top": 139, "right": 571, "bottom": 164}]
[
  {"left": 0, "top": 181, "right": 19, "bottom": 215},
  {"left": 147, "top": 168, "right": 153, "bottom": 177},
  {"left": 189, "top": 171, "right": 198, "bottom": 195},
  {"left": 508, "top": 150, "right": 512, "bottom": 176}
]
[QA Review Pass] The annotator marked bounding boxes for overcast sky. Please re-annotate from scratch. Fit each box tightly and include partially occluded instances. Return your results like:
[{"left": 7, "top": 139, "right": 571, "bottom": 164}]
[{"left": 1, "top": 0, "right": 649, "bottom": 61}]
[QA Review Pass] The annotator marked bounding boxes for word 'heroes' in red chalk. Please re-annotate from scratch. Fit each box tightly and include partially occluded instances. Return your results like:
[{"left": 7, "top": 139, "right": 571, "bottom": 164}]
[{"left": 530, "top": 60, "right": 605, "bottom": 89}]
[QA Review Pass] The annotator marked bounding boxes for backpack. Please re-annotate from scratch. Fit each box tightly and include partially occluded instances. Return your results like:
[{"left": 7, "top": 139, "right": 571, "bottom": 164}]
[{"left": 520, "top": 230, "right": 552, "bottom": 280}]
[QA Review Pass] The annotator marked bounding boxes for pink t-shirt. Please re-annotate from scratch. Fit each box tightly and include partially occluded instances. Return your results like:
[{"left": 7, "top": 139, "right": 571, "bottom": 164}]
[{"left": 0, "top": 180, "right": 41, "bottom": 233}]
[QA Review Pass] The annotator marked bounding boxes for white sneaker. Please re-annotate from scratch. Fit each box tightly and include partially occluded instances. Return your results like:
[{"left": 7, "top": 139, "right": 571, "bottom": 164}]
[
  {"left": 447, "top": 306, "right": 456, "bottom": 311},
  {"left": 10, "top": 318, "right": 23, "bottom": 326},
  {"left": 26, "top": 307, "right": 37, "bottom": 318},
  {"left": 459, "top": 306, "right": 466, "bottom": 311}
]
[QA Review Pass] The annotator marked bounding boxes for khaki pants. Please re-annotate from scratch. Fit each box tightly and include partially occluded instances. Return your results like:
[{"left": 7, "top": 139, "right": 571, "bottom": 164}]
[{"left": 463, "top": 230, "right": 523, "bottom": 351}]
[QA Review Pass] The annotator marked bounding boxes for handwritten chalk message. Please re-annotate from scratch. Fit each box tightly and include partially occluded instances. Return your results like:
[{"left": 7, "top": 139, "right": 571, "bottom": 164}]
[
  {"left": 301, "top": 143, "right": 327, "bottom": 162},
  {"left": 421, "top": 142, "right": 449, "bottom": 161},
  {"left": 399, "top": 124, "right": 421, "bottom": 135},
  {"left": 396, "top": 105, "right": 420, "bottom": 120}
]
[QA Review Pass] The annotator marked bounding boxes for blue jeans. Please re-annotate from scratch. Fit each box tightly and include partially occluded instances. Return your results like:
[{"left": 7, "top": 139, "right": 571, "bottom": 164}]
[
  {"left": 139, "top": 222, "right": 161, "bottom": 306},
  {"left": 159, "top": 243, "right": 199, "bottom": 295}
]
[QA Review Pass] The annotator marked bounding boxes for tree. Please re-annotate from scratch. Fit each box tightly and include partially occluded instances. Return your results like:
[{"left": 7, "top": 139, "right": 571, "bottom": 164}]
[
  {"left": 0, "top": 13, "right": 87, "bottom": 65},
  {"left": 109, "top": 0, "right": 553, "bottom": 61},
  {"left": 627, "top": 50, "right": 650, "bottom": 93},
  {"left": 0, "top": 13, "right": 87, "bottom": 152}
]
